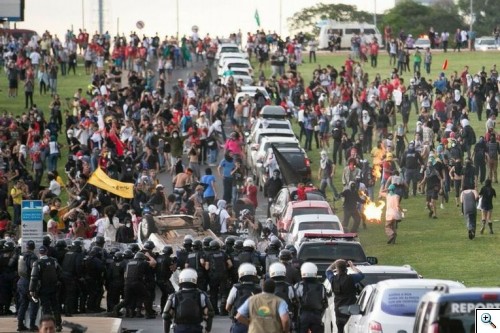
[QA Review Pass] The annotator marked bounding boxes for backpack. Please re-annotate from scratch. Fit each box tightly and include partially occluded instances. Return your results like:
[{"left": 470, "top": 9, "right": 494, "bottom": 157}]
[
  {"left": 210, "top": 213, "right": 221, "bottom": 235},
  {"left": 332, "top": 127, "right": 342, "bottom": 140},
  {"left": 274, "top": 281, "right": 294, "bottom": 311},
  {"left": 300, "top": 282, "right": 325, "bottom": 312},
  {"left": 208, "top": 251, "right": 227, "bottom": 281},
  {"left": 232, "top": 283, "right": 262, "bottom": 316},
  {"left": 174, "top": 289, "right": 203, "bottom": 325}
]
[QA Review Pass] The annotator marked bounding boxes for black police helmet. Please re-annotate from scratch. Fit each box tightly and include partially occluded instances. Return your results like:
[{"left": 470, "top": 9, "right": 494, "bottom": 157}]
[
  {"left": 123, "top": 249, "right": 134, "bottom": 259},
  {"left": 209, "top": 240, "right": 220, "bottom": 251},
  {"left": 234, "top": 240, "right": 244, "bottom": 250},
  {"left": 285, "top": 244, "right": 297, "bottom": 255},
  {"left": 183, "top": 238, "right": 193, "bottom": 248},
  {"left": 269, "top": 238, "right": 281, "bottom": 250},
  {"left": 143, "top": 241, "right": 155, "bottom": 250},
  {"left": 4, "top": 240, "right": 15, "bottom": 250},
  {"left": 72, "top": 240, "right": 83, "bottom": 250},
  {"left": 162, "top": 246, "right": 173, "bottom": 256},
  {"left": 56, "top": 240, "right": 67, "bottom": 249},
  {"left": 128, "top": 243, "right": 140, "bottom": 253},
  {"left": 202, "top": 237, "right": 213, "bottom": 248},
  {"left": 134, "top": 252, "right": 146, "bottom": 260},
  {"left": 42, "top": 235, "right": 52, "bottom": 246},
  {"left": 95, "top": 235, "right": 105, "bottom": 245},
  {"left": 192, "top": 240, "right": 203, "bottom": 251},
  {"left": 26, "top": 240, "right": 36, "bottom": 250},
  {"left": 279, "top": 249, "right": 292, "bottom": 261},
  {"left": 225, "top": 237, "right": 236, "bottom": 247},
  {"left": 114, "top": 252, "right": 124, "bottom": 261},
  {"left": 109, "top": 247, "right": 120, "bottom": 255}
]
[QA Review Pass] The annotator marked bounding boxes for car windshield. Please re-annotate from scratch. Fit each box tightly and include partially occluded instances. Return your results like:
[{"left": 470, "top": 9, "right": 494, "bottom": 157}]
[
  {"left": 232, "top": 70, "right": 250, "bottom": 76},
  {"left": 260, "top": 123, "right": 291, "bottom": 130},
  {"left": 478, "top": 39, "right": 495, "bottom": 45},
  {"left": 221, "top": 47, "right": 239, "bottom": 53},
  {"left": 381, "top": 288, "right": 431, "bottom": 316},
  {"left": 230, "top": 63, "right": 250, "bottom": 68},
  {"left": 298, "top": 221, "right": 340, "bottom": 231},
  {"left": 292, "top": 207, "right": 330, "bottom": 217},
  {"left": 299, "top": 243, "right": 367, "bottom": 262},
  {"left": 360, "top": 273, "right": 419, "bottom": 286},
  {"left": 281, "top": 151, "right": 306, "bottom": 168}
]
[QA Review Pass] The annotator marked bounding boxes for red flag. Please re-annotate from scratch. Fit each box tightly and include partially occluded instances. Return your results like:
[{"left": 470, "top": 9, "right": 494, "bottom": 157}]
[{"left": 442, "top": 59, "right": 448, "bottom": 70}]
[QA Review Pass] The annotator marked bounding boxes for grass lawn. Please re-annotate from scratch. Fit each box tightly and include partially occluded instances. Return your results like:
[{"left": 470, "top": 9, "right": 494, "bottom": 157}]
[
  {"left": 255, "top": 50, "right": 500, "bottom": 287},
  {"left": 2, "top": 50, "right": 499, "bottom": 286}
]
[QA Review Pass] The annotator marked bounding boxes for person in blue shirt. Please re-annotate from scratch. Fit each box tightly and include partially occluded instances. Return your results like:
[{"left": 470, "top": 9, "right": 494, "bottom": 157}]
[
  {"left": 200, "top": 167, "right": 217, "bottom": 205},
  {"left": 326, "top": 259, "right": 365, "bottom": 333},
  {"left": 218, "top": 152, "right": 235, "bottom": 203}
]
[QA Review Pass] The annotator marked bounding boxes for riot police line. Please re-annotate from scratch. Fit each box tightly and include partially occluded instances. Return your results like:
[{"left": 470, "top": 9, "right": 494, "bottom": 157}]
[{"left": 1, "top": 232, "right": 333, "bottom": 333}]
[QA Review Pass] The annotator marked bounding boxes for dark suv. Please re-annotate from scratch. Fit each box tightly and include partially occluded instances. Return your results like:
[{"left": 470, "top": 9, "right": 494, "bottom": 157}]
[{"left": 296, "top": 234, "right": 377, "bottom": 278}]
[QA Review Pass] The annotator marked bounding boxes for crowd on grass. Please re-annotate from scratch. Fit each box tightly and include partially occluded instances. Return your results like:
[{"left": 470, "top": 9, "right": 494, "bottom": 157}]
[{"left": 0, "top": 25, "right": 497, "bottom": 330}]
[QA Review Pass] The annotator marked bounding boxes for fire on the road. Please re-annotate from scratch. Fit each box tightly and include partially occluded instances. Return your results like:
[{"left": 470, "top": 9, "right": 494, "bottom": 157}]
[{"left": 363, "top": 200, "right": 386, "bottom": 223}]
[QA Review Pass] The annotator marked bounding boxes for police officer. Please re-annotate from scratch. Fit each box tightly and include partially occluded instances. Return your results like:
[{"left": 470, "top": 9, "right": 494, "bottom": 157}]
[
  {"left": 264, "top": 237, "right": 281, "bottom": 273},
  {"left": 285, "top": 244, "right": 303, "bottom": 272},
  {"left": 142, "top": 240, "right": 158, "bottom": 319},
  {"left": 29, "top": 246, "right": 62, "bottom": 332},
  {"left": 163, "top": 268, "right": 214, "bottom": 333},
  {"left": 157, "top": 246, "right": 176, "bottom": 314},
  {"left": 106, "top": 252, "right": 126, "bottom": 314},
  {"left": 340, "top": 181, "right": 366, "bottom": 233},
  {"left": 326, "top": 260, "right": 364, "bottom": 333},
  {"left": 401, "top": 141, "right": 424, "bottom": 197},
  {"left": 83, "top": 247, "right": 106, "bottom": 313},
  {"left": 128, "top": 243, "right": 140, "bottom": 255},
  {"left": 186, "top": 240, "right": 208, "bottom": 291},
  {"left": 279, "top": 249, "right": 301, "bottom": 285},
  {"left": 264, "top": 169, "right": 283, "bottom": 218},
  {"left": 226, "top": 263, "right": 262, "bottom": 333},
  {"left": 238, "top": 240, "right": 263, "bottom": 276},
  {"left": 114, "top": 251, "right": 156, "bottom": 318},
  {"left": 123, "top": 249, "right": 134, "bottom": 261},
  {"left": 269, "top": 262, "right": 297, "bottom": 331},
  {"left": 176, "top": 236, "right": 193, "bottom": 270},
  {"left": 17, "top": 240, "right": 39, "bottom": 332},
  {"left": 226, "top": 237, "right": 240, "bottom": 285},
  {"left": 0, "top": 240, "right": 17, "bottom": 316},
  {"left": 42, "top": 236, "right": 57, "bottom": 258},
  {"left": 206, "top": 240, "right": 232, "bottom": 315},
  {"left": 61, "top": 240, "right": 85, "bottom": 316},
  {"left": 54, "top": 240, "right": 68, "bottom": 265},
  {"left": 294, "top": 262, "right": 328, "bottom": 333}
]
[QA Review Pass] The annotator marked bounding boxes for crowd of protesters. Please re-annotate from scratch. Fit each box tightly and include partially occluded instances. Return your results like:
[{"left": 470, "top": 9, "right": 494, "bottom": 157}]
[{"left": 0, "top": 22, "right": 498, "bottom": 331}]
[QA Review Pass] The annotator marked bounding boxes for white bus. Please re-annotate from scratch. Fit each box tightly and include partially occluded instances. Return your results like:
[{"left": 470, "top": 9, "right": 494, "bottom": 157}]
[{"left": 317, "top": 21, "right": 382, "bottom": 50}]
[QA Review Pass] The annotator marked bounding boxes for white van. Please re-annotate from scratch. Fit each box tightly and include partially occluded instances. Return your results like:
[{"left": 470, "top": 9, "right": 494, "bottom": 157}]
[{"left": 317, "top": 21, "right": 382, "bottom": 50}]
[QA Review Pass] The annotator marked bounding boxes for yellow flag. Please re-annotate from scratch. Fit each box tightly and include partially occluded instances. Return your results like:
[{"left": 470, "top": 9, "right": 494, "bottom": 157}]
[{"left": 88, "top": 167, "right": 134, "bottom": 198}]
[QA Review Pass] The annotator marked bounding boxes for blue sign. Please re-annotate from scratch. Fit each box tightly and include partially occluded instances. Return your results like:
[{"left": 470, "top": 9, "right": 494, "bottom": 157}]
[
  {"left": 21, "top": 200, "right": 44, "bottom": 250},
  {"left": 21, "top": 200, "right": 43, "bottom": 222}
]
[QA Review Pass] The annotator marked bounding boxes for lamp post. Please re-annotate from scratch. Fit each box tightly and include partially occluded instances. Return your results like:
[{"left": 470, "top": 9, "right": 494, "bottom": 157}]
[
  {"left": 374, "top": 0, "right": 377, "bottom": 27},
  {"left": 176, "top": 0, "right": 179, "bottom": 41}
]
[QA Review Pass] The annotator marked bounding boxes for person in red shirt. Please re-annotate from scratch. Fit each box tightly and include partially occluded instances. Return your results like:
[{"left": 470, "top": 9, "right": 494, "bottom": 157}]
[
  {"left": 296, "top": 183, "right": 307, "bottom": 201},
  {"left": 243, "top": 177, "right": 258, "bottom": 208},
  {"left": 370, "top": 39, "right": 379, "bottom": 68}
]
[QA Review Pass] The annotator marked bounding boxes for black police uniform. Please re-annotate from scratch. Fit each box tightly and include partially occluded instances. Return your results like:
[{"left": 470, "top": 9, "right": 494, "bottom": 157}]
[
  {"left": 106, "top": 255, "right": 126, "bottom": 312},
  {"left": 115, "top": 255, "right": 150, "bottom": 317},
  {"left": 83, "top": 250, "right": 106, "bottom": 312},
  {"left": 61, "top": 245, "right": 85, "bottom": 316},
  {"left": 295, "top": 278, "right": 328, "bottom": 333},
  {"left": 206, "top": 248, "right": 230, "bottom": 315},
  {"left": 156, "top": 252, "right": 176, "bottom": 313},
  {"left": 30, "top": 254, "right": 62, "bottom": 329},
  {"left": 186, "top": 249, "right": 208, "bottom": 291},
  {"left": 0, "top": 243, "right": 17, "bottom": 315},
  {"left": 17, "top": 249, "right": 39, "bottom": 330}
]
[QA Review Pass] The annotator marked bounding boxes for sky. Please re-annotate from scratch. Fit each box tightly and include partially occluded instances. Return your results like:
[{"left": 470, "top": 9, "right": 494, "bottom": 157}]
[{"left": 7, "top": 0, "right": 395, "bottom": 39}]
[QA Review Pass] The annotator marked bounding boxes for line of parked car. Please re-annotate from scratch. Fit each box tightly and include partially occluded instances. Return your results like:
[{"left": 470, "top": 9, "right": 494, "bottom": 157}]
[{"left": 216, "top": 42, "right": 499, "bottom": 333}]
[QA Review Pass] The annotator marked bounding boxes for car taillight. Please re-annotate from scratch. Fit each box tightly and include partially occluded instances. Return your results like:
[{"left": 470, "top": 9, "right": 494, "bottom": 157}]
[
  {"left": 305, "top": 158, "right": 310, "bottom": 167},
  {"left": 369, "top": 321, "right": 383, "bottom": 333},
  {"left": 482, "top": 294, "right": 499, "bottom": 301},
  {"left": 429, "top": 322, "right": 440, "bottom": 333}
]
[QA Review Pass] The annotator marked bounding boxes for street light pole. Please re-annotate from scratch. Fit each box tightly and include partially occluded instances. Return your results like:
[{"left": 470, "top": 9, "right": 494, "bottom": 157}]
[
  {"left": 374, "top": 0, "right": 377, "bottom": 27},
  {"left": 176, "top": 0, "right": 179, "bottom": 41}
]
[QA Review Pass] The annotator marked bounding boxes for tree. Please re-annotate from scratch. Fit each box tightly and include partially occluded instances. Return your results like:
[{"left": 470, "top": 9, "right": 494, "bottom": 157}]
[
  {"left": 287, "top": 3, "right": 375, "bottom": 35},
  {"left": 457, "top": 0, "right": 500, "bottom": 36},
  {"left": 381, "top": 0, "right": 465, "bottom": 38}
]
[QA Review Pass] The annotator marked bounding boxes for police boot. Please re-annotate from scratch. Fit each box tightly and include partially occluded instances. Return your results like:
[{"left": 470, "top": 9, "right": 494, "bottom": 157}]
[
  {"left": 17, "top": 323, "right": 29, "bottom": 332},
  {"left": 489, "top": 222, "right": 494, "bottom": 234},
  {"left": 480, "top": 221, "right": 486, "bottom": 234}
]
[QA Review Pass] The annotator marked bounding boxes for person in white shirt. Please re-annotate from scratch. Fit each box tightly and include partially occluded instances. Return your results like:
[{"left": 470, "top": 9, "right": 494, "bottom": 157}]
[
  {"left": 40, "top": 173, "right": 61, "bottom": 201},
  {"left": 29, "top": 50, "right": 41, "bottom": 69},
  {"left": 91, "top": 206, "right": 120, "bottom": 242},
  {"left": 216, "top": 200, "right": 230, "bottom": 234}
]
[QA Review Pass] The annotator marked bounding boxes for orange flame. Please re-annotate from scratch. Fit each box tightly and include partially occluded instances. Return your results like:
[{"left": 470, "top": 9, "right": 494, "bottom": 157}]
[{"left": 363, "top": 199, "right": 386, "bottom": 223}]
